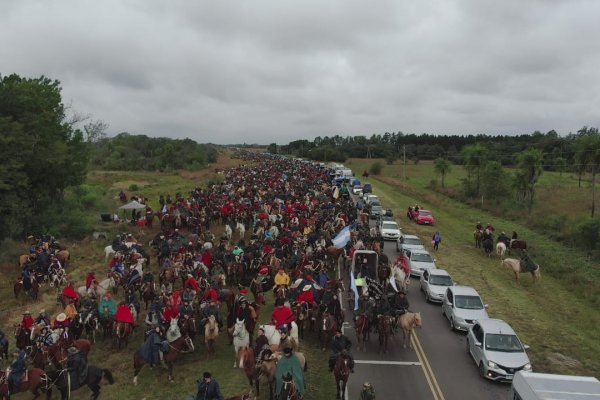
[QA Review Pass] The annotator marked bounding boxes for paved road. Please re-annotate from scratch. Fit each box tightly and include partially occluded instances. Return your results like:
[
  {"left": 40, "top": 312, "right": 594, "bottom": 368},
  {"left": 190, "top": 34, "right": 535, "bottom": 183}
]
[{"left": 338, "top": 217, "right": 510, "bottom": 399}]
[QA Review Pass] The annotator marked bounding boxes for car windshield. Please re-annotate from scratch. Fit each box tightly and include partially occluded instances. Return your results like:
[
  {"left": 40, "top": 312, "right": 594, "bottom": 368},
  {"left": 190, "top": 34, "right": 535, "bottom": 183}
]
[
  {"left": 429, "top": 276, "right": 453, "bottom": 286},
  {"left": 382, "top": 223, "right": 398, "bottom": 230},
  {"left": 370, "top": 201, "right": 381, "bottom": 207},
  {"left": 485, "top": 334, "right": 524, "bottom": 352},
  {"left": 404, "top": 238, "right": 423, "bottom": 246},
  {"left": 372, "top": 206, "right": 382, "bottom": 211},
  {"left": 454, "top": 295, "right": 484, "bottom": 310},
  {"left": 411, "top": 253, "right": 433, "bottom": 263},
  {"left": 419, "top": 210, "right": 432, "bottom": 217}
]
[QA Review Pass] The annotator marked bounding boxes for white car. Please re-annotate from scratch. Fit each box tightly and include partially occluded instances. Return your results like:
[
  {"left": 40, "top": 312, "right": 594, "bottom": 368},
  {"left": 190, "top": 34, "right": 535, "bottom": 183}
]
[
  {"left": 420, "top": 269, "right": 454, "bottom": 303},
  {"left": 396, "top": 234, "right": 425, "bottom": 252},
  {"left": 466, "top": 319, "right": 532, "bottom": 381},
  {"left": 379, "top": 221, "right": 401, "bottom": 241},
  {"left": 363, "top": 194, "right": 379, "bottom": 204},
  {"left": 352, "top": 186, "right": 363, "bottom": 196},
  {"left": 442, "top": 285, "right": 489, "bottom": 332}
]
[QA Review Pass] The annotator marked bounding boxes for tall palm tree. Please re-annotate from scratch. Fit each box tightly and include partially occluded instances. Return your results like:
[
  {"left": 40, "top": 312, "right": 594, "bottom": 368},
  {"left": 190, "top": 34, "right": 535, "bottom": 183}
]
[
  {"left": 515, "top": 149, "right": 543, "bottom": 210},
  {"left": 434, "top": 158, "right": 452, "bottom": 187}
]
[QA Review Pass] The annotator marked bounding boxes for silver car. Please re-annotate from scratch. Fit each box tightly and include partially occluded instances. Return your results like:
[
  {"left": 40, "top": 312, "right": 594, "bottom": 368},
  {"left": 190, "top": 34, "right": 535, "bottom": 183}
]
[
  {"left": 441, "top": 285, "right": 489, "bottom": 331},
  {"left": 403, "top": 249, "right": 437, "bottom": 277},
  {"left": 396, "top": 234, "right": 425, "bottom": 252},
  {"left": 467, "top": 319, "right": 532, "bottom": 381},
  {"left": 420, "top": 269, "right": 454, "bottom": 303},
  {"left": 380, "top": 221, "right": 401, "bottom": 241}
]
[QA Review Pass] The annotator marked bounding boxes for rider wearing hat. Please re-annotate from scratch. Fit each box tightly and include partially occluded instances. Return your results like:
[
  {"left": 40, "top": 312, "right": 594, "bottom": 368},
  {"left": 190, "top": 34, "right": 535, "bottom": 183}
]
[
  {"left": 271, "top": 299, "right": 295, "bottom": 331},
  {"left": 185, "top": 274, "right": 200, "bottom": 293},
  {"left": 277, "top": 326, "right": 298, "bottom": 352},
  {"left": 19, "top": 311, "right": 34, "bottom": 334},
  {"left": 67, "top": 346, "right": 88, "bottom": 390},
  {"left": 360, "top": 382, "right": 376, "bottom": 400},
  {"left": 329, "top": 329, "right": 354, "bottom": 373},
  {"left": 296, "top": 284, "right": 316, "bottom": 307},
  {"left": 274, "top": 347, "right": 305, "bottom": 399},
  {"left": 8, "top": 349, "right": 27, "bottom": 394},
  {"left": 195, "top": 371, "right": 224, "bottom": 400}
]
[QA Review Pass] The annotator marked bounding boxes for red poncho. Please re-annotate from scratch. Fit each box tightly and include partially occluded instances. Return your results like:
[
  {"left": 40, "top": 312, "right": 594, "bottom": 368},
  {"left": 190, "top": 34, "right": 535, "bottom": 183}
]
[
  {"left": 297, "top": 290, "right": 315, "bottom": 304},
  {"left": 201, "top": 251, "right": 212, "bottom": 268},
  {"left": 271, "top": 306, "right": 295, "bottom": 329},
  {"left": 203, "top": 287, "right": 217, "bottom": 303},
  {"left": 114, "top": 305, "right": 134, "bottom": 324},
  {"left": 185, "top": 277, "right": 200, "bottom": 292},
  {"left": 162, "top": 306, "right": 179, "bottom": 322},
  {"left": 85, "top": 273, "right": 95, "bottom": 289},
  {"left": 21, "top": 315, "right": 34, "bottom": 330},
  {"left": 62, "top": 286, "right": 78, "bottom": 300}
]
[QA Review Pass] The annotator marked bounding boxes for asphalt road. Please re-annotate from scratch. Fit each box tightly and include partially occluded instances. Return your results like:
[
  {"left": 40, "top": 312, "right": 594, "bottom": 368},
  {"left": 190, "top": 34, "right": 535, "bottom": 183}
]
[{"left": 338, "top": 215, "right": 510, "bottom": 400}]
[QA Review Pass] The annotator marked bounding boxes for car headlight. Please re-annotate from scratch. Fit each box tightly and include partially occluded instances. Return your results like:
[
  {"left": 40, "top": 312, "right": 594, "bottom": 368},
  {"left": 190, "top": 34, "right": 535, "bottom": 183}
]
[
  {"left": 487, "top": 361, "right": 498, "bottom": 369},
  {"left": 523, "top": 363, "right": 532, "bottom": 371}
]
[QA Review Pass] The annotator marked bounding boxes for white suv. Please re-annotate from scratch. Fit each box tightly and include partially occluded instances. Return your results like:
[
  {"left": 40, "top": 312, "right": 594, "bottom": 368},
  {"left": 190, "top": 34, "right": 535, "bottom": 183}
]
[{"left": 379, "top": 221, "right": 401, "bottom": 241}]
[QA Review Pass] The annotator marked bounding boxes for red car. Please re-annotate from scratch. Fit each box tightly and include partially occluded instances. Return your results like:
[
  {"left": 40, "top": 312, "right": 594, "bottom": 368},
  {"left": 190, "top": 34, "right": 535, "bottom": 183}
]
[{"left": 415, "top": 209, "right": 435, "bottom": 225}]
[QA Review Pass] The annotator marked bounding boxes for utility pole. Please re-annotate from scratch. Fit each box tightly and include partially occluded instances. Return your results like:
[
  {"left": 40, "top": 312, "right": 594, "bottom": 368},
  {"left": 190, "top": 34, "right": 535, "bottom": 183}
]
[{"left": 403, "top": 144, "right": 406, "bottom": 180}]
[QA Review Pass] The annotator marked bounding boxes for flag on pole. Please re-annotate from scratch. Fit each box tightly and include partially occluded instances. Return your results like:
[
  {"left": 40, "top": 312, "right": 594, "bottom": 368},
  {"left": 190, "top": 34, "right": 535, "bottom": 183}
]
[
  {"left": 350, "top": 270, "right": 359, "bottom": 311},
  {"left": 389, "top": 275, "right": 399, "bottom": 292},
  {"left": 332, "top": 226, "right": 351, "bottom": 249},
  {"left": 333, "top": 186, "right": 340, "bottom": 199}
]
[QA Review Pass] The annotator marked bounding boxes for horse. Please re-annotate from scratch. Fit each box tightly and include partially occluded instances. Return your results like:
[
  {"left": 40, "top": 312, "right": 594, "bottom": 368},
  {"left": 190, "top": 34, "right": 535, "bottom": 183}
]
[
  {"left": 259, "top": 323, "right": 300, "bottom": 347},
  {"left": 14, "top": 326, "right": 32, "bottom": 350},
  {"left": 99, "top": 307, "right": 114, "bottom": 339},
  {"left": 320, "top": 313, "right": 338, "bottom": 351},
  {"left": 482, "top": 238, "right": 493, "bottom": 256},
  {"left": 334, "top": 353, "right": 351, "bottom": 400},
  {"left": 48, "top": 339, "right": 92, "bottom": 368},
  {"left": 133, "top": 335, "right": 195, "bottom": 384},
  {"left": 113, "top": 321, "right": 132, "bottom": 349},
  {"left": 390, "top": 264, "right": 409, "bottom": 292},
  {"left": 45, "top": 365, "right": 114, "bottom": 400},
  {"left": 14, "top": 276, "right": 40, "bottom": 301},
  {"left": 236, "top": 222, "right": 246, "bottom": 239},
  {"left": 55, "top": 250, "right": 70, "bottom": 268},
  {"left": 0, "top": 368, "right": 47, "bottom": 400},
  {"left": 398, "top": 311, "right": 422, "bottom": 349},
  {"left": 354, "top": 313, "right": 369, "bottom": 352},
  {"left": 293, "top": 302, "right": 310, "bottom": 340},
  {"left": 142, "top": 282, "right": 157, "bottom": 310},
  {"left": 510, "top": 239, "right": 528, "bottom": 251},
  {"left": 501, "top": 258, "right": 541, "bottom": 283},
  {"left": 474, "top": 229, "right": 483, "bottom": 248},
  {"left": 178, "top": 316, "right": 197, "bottom": 341},
  {"left": 325, "top": 246, "right": 345, "bottom": 270},
  {"left": 78, "top": 277, "right": 115, "bottom": 298},
  {"left": 104, "top": 245, "right": 117, "bottom": 262},
  {"left": 205, "top": 314, "right": 219, "bottom": 359},
  {"left": 279, "top": 373, "right": 300, "bottom": 400},
  {"left": 377, "top": 315, "right": 392, "bottom": 354},
  {"left": 237, "top": 346, "right": 256, "bottom": 387},
  {"left": 496, "top": 242, "right": 507, "bottom": 259},
  {"left": 225, "top": 224, "right": 233, "bottom": 240},
  {"left": 232, "top": 319, "right": 250, "bottom": 368},
  {"left": 82, "top": 313, "right": 99, "bottom": 343}
]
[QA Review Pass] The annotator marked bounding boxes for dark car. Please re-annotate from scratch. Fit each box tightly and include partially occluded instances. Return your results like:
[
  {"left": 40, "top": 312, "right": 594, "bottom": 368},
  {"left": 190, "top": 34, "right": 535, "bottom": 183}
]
[{"left": 362, "top": 183, "right": 372, "bottom": 194}]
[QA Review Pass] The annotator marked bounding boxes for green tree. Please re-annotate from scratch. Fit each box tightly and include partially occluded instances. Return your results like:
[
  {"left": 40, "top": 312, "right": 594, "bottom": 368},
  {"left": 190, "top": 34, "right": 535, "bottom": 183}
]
[
  {"left": 481, "top": 161, "right": 511, "bottom": 200},
  {"left": 267, "top": 143, "right": 278, "bottom": 154},
  {"left": 462, "top": 144, "right": 488, "bottom": 197},
  {"left": 0, "top": 74, "right": 89, "bottom": 239},
  {"left": 513, "top": 148, "right": 543, "bottom": 210},
  {"left": 434, "top": 158, "right": 452, "bottom": 188},
  {"left": 576, "top": 129, "right": 600, "bottom": 217}
]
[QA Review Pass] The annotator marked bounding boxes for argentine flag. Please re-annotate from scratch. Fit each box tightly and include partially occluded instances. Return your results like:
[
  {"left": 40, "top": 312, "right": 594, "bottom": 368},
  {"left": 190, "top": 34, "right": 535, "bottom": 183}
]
[
  {"left": 350, "top": 270, "right": 359, "bottom": 311},
  {"left": 332, "top": 226, "right": 351, "bottom": 249}
]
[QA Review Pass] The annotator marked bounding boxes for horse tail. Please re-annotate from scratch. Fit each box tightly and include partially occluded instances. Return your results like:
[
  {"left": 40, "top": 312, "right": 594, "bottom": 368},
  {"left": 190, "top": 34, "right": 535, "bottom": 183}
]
[{"left": 102, "top": 369, "right": 115, "bottom": 384}]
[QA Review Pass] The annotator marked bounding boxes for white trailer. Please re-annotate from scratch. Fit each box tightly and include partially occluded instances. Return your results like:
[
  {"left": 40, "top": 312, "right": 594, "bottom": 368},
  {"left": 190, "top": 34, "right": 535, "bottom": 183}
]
[{"left": 510, "top": 371, "right": 600, "bottom": 400}]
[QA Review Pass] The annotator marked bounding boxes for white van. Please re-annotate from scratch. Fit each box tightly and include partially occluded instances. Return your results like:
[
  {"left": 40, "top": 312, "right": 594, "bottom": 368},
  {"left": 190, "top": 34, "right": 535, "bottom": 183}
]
[{"left": 510, "top": 371, "right": 600, "bottom": 400}]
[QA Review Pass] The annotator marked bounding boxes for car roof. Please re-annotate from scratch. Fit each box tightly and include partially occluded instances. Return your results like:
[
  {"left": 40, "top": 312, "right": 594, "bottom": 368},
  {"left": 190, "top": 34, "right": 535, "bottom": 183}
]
[
  {"left": 410, "top": 249, "right": 431, "bottom": 255},
  {"left": 476, "top": 319, "right": 516, "bottom": 335},
  {"left": 428, "top": 268, "right": 451, "bottom": 277},
  {"left": 403, "top": 234, "right": 420, "bottom": 239},
  {"left": 448, "top": 285, "right": 481, "bottom": 296},
  {"left": 381, "top": 221, "right": 398, "bottom": 226}
]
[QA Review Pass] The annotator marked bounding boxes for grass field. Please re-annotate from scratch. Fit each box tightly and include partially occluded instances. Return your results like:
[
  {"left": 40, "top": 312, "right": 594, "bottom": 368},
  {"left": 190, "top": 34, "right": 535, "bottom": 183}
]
[{"left": 1, "top": 153, "right": 599, "bottom": 400}]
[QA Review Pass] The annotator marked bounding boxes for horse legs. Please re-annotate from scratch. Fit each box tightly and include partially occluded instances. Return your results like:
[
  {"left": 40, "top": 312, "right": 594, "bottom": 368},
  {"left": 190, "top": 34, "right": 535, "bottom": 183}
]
[
  {"left": 168, "top": 362, "right": 174, "bottom": 382},
  {"left": 88, "top": 382, "right": 101, "bottom": 400}
]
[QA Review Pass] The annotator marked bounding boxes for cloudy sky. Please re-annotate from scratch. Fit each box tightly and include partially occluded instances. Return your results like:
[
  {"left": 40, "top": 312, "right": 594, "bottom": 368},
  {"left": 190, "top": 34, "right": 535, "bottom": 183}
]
[{"left": 2, "top": 0, "right": 599, "bottom": 144}]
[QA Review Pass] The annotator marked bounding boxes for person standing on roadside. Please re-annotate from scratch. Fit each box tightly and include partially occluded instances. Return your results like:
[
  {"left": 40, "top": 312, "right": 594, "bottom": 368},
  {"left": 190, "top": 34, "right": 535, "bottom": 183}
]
[{"left": 432, "top": 231, "right": 441, "bottom": 251}]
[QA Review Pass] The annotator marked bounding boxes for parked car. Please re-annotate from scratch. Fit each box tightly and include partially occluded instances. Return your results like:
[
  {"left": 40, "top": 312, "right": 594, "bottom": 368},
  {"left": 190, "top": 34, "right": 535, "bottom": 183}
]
[
  {"left": 420, "top": 269, "right": 454, "bottom": 303},
  {"left": 350, "top": 178, "right": 361, "bottom": 187},
  {"left": 379, "top": 221, "right": 401, "bottom": 241},
  {"left": 396, "top": 234, "right": 425, "bottom": 252},
  {"left": 415, "top": 209, "right": 435, "bottom": 225},
  {"left": 364, "top": 194, "right": 379, "bottom": 204},
  {"left": 362, "top": 183, "right": 372, "bottom": 194},
  {"left": 442, "top": 285, "right": 489, "bottom": 332},
  {"left": 401, "top": 249, "right": 437, "bottom": 277},
  {"left": 352, "top": 185, "right": 363, "bottom": 196},
  {"left": 466, "top": 319, "right": 532, "bottom": 381},
  {"left": 370, "top": 205, "right": 383, "bottom": 219},
  {"left": 376, "top": 215, "right": 394, "bottom": 225}
]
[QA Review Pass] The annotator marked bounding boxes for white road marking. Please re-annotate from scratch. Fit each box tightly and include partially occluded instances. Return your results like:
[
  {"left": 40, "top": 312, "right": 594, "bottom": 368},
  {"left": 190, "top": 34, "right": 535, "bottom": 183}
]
[{"left": 355, "top": 360, "right": 422, "bottom": 366}]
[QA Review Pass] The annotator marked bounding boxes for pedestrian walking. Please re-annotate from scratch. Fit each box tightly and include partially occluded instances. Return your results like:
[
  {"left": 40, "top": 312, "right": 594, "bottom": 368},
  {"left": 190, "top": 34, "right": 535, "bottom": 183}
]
[{"left": 432, "top": 231, "right": 441, "bottom": 251}]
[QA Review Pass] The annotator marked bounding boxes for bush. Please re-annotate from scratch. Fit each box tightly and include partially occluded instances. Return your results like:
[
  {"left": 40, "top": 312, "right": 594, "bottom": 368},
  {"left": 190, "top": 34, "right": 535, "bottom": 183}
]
[
  {"left": 129, "top": 184, "right": 139, "bottom": 191},
  {"left": 575, "top": 218, "right": 600, "bottom": 250},
  {"left": 369, "top": 162, "right": 383, "bottom": 176}
]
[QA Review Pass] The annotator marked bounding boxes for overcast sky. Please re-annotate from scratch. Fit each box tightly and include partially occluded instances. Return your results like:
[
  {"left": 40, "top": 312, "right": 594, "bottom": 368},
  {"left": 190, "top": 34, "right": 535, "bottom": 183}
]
[{"left": 2, "top": 0, "right": 599, "bottom": 144}]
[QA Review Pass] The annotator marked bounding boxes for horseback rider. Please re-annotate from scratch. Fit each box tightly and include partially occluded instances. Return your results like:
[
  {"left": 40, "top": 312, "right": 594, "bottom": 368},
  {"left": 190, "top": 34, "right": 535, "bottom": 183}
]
[
  {"left": 98, "top": 293, "right": 116, "bottom": 321},
  {"left": 354, "top": 292, "right": 374, "bottom": 322},
  {"left": 275, "top": 347, "right": 305, "bottom": 399},
  {"left": 126, "top": 266, "right": 141, "bottom": 290},
  {"left": 63, "top": 298, "right": 78, "bottom": 321},
  {"left": 277, "top": 326, "right": 298, "bottom": 352},
  {"left": 145, "top": 303, "right": 164, "bottom": 329},
  {"left": 7, "top": 349, "right": 27, "bottom": 395},
  {"left": 296, "top": 285, "right": 317, "bottom": 307},
  {"left": 19, "top": 311, "right": 34, "bottom": 335},
  {"left": 373, "top": 297, "right": 391, "bottom": 329},
  {"left": 139, "top": 325, "right": 167, "bottom": 369},
  {"left": 390, "top": 290, "right": 410, "bottom": 322},
  {"left": 21, "top": 264, "right": 33, "bottom": 292},
  {"left": 142, "top": 270, "right": 155, "bottom": 291},
  {"left": 182, "top": 286, "right": 196, "bottom": 305},
  {"left": 36, "top": 325, "right": 54, "bottom": 348},
  {"left": 195, "top": 371, "right": 224, "bottom": 400},
  {"left": 125, "top": 288, "right": 141, "bottom": 315},
  {"left": 85, "top": 271, "right": 96, "bottom": 291},
  {"left": 114, "top": 301, "right": 136, "bottom": 327},
  {"left": 271, "top": 298, "right": 295, "bottom": 331},
  {"left": 359, "top": 382, "right": 376, "bottom": 400},
  {"left": 512, "top": 231, "right": 519, "bottom": 240},
  {"left": 475, "top": 221, "right": 482, "bottom": 231},
  {"left": 179, "top": 301, "right": 194, "bottom": 320},
  {"left": 326, "top": 293, "right": 343, "bottom": 328},
  {"left": 66, "top": 346, "right": 88, "bottom": 390},
  {"left": 253, "top": 327, "right": 270, "bottom": 362},
  {"left": 328, "top": 329, "right": 355, "bottom": 373},
  {"left": 497, "top": 231, "right": 510, "bottom": 246}
]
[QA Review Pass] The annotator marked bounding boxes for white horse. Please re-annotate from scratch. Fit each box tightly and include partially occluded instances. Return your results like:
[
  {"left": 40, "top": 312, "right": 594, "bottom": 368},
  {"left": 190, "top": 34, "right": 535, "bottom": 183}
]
[
  {"left": 104, "top": 245, "right": 116, "bottom": 262},
  {"left": 77, "top": 277, "right": 115, "bottom": 297},
  {"left": 232, "top": 319, "right": 250, "bottom": 368},
  {"left": 269, "top": 225, "right": 279, "bottom": 238},
  {"left": 390, "top": 264, "right": 409, "bottom": 292},
  {"left": 225, "top": 224, "right": 233, "bottom": 240},
  {"left": 259, "top": 322, "right": 299, "bottom": 346},
  {"left": 236, "top": 222, "right": 246, "bottom": 239},
  {"left": 496, "top": 242, "right": 507, "bottom": 259}
]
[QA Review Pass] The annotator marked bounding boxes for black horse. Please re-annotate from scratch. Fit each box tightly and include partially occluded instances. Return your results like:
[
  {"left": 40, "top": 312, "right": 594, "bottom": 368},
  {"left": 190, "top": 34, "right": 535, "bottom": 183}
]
[
  {"left": 45, "top": 366, "right": 114, "bottom": 400},
  {"left": 482, "top": 238, "right": 493, "bottom": 256}
]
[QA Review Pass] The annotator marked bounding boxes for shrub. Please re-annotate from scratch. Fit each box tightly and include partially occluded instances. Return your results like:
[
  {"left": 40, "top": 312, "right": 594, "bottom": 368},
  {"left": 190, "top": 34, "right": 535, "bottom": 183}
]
[
  {"left": 369, "top": 162, "right": 383, "bottom": 176},
  {"left": 129, "top": 184, "right": 139, "bottom": 191},
  {"left": 575, "top": 218, "right": 600, "bottom": 250}
]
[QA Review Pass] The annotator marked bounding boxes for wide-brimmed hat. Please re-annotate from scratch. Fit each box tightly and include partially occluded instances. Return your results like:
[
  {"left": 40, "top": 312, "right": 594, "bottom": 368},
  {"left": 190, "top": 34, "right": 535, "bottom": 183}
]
[
  {"left": 56, "top": 313, "right": 67, "bottom": 322},
  {"left": 67, "top": 346, "right": 79, "bottom": 355},
  {"left": 302, "top": 285, "right": 311, "bottom": 292},
  {"left": 23, "top": 311, "right": 31, "bottom": 315}
]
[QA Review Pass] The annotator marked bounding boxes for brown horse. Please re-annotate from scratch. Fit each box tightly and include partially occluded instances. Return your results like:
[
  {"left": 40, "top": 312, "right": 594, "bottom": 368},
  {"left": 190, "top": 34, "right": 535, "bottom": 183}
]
[
  {"left": 133, "top": 335, "right": 194, "bottom": 383},
  {"left": 227, "top": 262, "right": 245, "bottom": 285},
  {"left": 14, "top": 276, "right": 39, "bottom": 301},
  {"left": 14, "top": 326, "right": 31, "bottom": 350},
  {"left": 320, "top": 312, "right": 338, "bottom": 351},
  {"left": 113, "top": 321, "right": 132, "bottom": 349},
  {"left": 142, "top": 283, "right": 157, "bottom": 310},
  {"left": 0, "top": 368, "right": 47, "bottom": 400},
  {"left": 474, "top": 229, "right": 483, "bottom": 248},
  {"left": 354, "top": 314, "right": 369, "bottom": 352},
  {"left": 55, "top": 250, "right": 70, "bottom": 268},
  {"left": 334, "top": 353, "right": 351, "bottom": 400},
  {"left": 178, "top": 316, "right": 197, "bottom": 341},
  {"left": 398, "top": 311, "right": 422, "bottom": 349},
  {"left": 237, "top": 346, "right": 257, "bottom": 387},
  {"left": 48, "top": 339, "right": 92, "bottom": 367},
  {"left": 29, "top": 345, "right": 50, "bottom": 370},
  {"left": 377, "top": 315, "right": 392, "bottom": 354},
  {"left": 326, "top": 246, "right": 345, "bottom": 269},
  {"left": 293, "top": 302, "right": 310, "bottom": 340}
]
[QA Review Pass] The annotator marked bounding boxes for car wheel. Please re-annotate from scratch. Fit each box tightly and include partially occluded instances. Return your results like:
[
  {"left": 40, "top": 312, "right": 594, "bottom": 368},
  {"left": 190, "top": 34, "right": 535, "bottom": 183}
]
[
  {"left": 449, "top": 318, "right": 455, "bottom": 331},
  {"left": 479, "top": 362, "right": 486, "bottom": 378}
]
